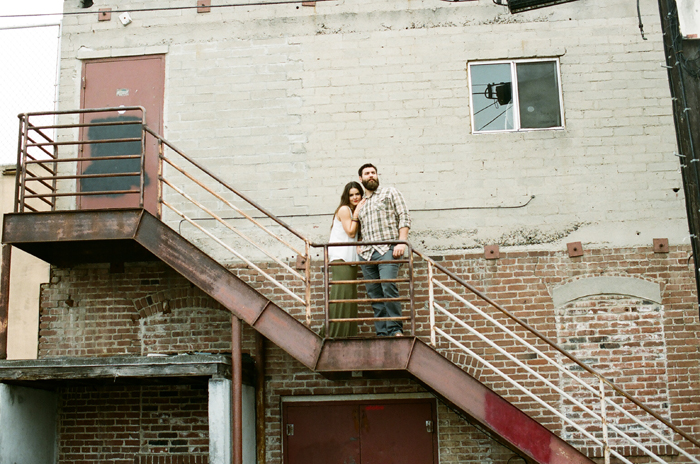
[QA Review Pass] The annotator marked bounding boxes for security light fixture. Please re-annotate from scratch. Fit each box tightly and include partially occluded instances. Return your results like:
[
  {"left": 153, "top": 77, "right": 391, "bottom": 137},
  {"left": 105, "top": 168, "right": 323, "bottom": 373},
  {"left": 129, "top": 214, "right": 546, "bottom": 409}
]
[{"left": 506, "top": 0, "right": 579, "bottom": 13}]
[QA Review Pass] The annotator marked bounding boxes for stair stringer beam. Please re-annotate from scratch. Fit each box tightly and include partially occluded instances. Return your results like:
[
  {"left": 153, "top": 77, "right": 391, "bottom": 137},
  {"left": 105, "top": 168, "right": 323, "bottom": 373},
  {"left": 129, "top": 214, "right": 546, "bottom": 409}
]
[
  {"left": 135, "top": 211, "right": 593, "bottom": 464},
  {"left": 315, "top": 338, "right": 593, "bottom": 464},
  {"left": 133, "top": 211, "right": 322, "bottom": 370},
  {"left": 406, "top": 341, "right": 594, "bottom": 464}
]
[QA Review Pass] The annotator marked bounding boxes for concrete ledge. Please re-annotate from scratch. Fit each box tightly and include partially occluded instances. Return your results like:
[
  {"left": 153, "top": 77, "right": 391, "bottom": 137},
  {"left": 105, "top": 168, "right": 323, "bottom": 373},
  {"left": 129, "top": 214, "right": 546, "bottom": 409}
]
[
  {"left": 0, "top": 354, "right": 238, "bottom": 384},
  {"left": 552, "top": 276, "right": 662, "bottom": 308}
]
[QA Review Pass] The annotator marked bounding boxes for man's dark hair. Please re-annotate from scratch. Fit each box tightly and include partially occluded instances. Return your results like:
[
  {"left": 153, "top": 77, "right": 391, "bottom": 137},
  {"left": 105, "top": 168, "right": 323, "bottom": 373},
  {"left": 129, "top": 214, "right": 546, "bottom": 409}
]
[{"left": 358, "top": 163, "right": 377, "bottom": 177}]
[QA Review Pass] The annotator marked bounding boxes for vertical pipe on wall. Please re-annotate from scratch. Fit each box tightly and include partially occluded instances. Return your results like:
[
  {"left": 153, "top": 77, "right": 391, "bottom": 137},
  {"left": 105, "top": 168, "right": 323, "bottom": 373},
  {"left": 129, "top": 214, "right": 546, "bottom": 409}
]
[
  {"left": 658, "top": 0, "right": 700, "bottom": 313},
  {"left": 231, "top": 316, "right": 242, "bottom": 464},
  {"left": 0, "top": 245, "right": 12, "bottom": 359},
  {"left": 254, "top": 332, "right": 266, "bottom": 464}
]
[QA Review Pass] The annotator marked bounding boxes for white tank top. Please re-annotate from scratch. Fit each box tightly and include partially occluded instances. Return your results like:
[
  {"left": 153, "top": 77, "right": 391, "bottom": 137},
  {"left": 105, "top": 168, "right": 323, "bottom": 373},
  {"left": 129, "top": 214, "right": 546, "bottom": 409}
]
[{"left": 328, "top": 214, "right": 358, "bottom": 263}]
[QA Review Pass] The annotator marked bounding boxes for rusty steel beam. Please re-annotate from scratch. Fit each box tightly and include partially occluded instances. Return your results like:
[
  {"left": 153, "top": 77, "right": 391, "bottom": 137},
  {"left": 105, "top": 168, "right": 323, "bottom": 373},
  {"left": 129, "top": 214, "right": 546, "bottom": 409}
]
[
  {"left": 134, "top": 211, "right": 269, "bottom": 324},
  {"left": 315, "top": 337, "right": 415, "bottom": 372},
  {"left": 134, "top": 211, "right": 323, "bottom": 370},
  {"left": 2, "top": 210, "right": 155, "bottom": 265},
  {"left": 2, "top": 209, "right": 142, "bottom": 244},
  {"left": 250, "top": 303, "right": 322, "bottom": 370},
  {"left": 406, "top": 341, "right": 593, "bottom": 464}
]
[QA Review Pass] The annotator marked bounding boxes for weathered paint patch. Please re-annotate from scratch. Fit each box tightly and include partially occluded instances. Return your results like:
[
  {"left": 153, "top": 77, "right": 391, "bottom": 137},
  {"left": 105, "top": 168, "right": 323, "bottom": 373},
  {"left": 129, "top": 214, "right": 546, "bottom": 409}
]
[{"left": 485, "top": 390, "right": 552, "bottom": 464}]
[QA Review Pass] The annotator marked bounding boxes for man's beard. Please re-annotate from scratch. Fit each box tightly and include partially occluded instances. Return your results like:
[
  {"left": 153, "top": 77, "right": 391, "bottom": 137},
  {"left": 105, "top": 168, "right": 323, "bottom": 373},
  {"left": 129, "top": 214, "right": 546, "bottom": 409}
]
[{"left": 362, "top": 178, "right": 379, "bottom": 191}]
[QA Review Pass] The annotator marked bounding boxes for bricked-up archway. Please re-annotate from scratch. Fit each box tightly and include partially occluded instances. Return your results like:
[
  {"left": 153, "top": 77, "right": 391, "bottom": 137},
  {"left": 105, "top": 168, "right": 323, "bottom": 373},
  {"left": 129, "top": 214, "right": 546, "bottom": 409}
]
[{"left": 554, "top": 284, "right": 672, "bottom": 458}]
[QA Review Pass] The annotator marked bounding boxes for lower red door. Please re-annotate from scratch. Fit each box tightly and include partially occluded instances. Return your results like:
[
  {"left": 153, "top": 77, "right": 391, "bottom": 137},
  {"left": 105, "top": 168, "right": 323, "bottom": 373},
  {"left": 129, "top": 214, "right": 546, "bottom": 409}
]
[{"left": 283, "top": 399, "right": 437, "bottom": 464}]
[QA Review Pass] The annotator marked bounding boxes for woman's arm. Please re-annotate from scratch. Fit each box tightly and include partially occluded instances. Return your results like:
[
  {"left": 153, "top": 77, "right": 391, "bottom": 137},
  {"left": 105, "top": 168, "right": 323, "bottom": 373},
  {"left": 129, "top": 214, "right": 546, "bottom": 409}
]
[{"left": 337, "top": 205, "right": 360, "bottom": 237}]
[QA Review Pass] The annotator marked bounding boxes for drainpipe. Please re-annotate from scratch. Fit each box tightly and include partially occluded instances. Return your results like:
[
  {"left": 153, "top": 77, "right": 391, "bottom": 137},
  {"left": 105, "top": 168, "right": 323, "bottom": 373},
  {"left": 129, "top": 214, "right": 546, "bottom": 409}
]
[
  {"left": 232, "top": 316, "right": 242, "bottom": 464},
  {"left": 657, "top": 0, "right": 700, "bottom": 314},
  {"left": 0, "top": 244, "right": 11, "bottom": 359},
  {"left": 254, "top": 332, "right": 266, "bottom": 464}
]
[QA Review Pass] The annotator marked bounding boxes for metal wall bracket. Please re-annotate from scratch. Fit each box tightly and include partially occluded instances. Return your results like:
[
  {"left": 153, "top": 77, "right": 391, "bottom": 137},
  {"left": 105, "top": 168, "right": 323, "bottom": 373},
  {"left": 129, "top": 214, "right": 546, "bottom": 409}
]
[
  {"left": 567, "top": 241, "right": 583, "bottom": 258},
  {"left": 197, "top": 0, "right": 211, "bottom": 13},
  {"left": 653, "top": 238, "right": 669, "bottom": 253},
  {"left": 484, "top": 245, "right": 500, "bottom": 260},
  {"left": 98, "top": 8, "right": 112, "bottom": 21}
]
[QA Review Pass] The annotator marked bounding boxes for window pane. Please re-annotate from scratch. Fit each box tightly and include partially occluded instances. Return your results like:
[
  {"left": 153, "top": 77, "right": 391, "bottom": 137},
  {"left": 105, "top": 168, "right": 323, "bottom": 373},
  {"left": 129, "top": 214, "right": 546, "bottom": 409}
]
[
  {"left": 516, "top": 61, "right": 562, "bottom": 129},
  {"left": 470, "top": 63, "right": 514, "bottom": 132}
]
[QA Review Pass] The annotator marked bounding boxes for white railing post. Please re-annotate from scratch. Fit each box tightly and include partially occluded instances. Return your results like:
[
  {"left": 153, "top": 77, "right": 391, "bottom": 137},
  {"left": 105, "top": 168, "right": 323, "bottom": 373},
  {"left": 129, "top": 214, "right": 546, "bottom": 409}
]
[
  {"left": 428, "top": 262, "right": 435, "bottom": 347},
  {"left": 600, "top": 378, "right": 611, "bottom": 464}
]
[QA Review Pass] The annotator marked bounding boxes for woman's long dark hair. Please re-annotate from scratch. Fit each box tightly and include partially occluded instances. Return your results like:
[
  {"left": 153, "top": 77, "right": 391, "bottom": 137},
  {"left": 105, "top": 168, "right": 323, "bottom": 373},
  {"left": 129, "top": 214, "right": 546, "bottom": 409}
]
[{"left": 332, "top": 181, "right": 364, "bottom": 225}]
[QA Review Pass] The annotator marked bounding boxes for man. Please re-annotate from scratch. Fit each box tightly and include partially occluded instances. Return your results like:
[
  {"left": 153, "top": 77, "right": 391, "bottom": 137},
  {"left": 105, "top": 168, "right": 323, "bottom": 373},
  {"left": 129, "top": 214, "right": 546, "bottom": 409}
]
[{"left": 355, "top": 163, "right": 411, "bottom": 337}]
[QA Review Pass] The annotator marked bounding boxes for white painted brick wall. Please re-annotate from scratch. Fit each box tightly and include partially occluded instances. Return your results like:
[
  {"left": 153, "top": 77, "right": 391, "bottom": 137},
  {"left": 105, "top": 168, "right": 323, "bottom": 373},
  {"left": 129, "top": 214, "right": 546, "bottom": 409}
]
[{"left": 54, "top": 0, "right": 686, "bottom": 254}]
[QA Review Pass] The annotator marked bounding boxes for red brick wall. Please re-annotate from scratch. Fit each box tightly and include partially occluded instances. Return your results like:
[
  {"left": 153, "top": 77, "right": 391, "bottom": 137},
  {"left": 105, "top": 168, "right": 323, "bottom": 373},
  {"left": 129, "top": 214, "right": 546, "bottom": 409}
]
[
  {"left": 39, "top": 262, "right": 257, "bottom": 357},
  {"left": 39, "top": 245, "right": 700, "bottom": 461},
  {"left": 58, "top": 384, "right": 209, "bottom": 464},
  {"left": 261, "top": 341, "right": 517, "bottom": 463}
]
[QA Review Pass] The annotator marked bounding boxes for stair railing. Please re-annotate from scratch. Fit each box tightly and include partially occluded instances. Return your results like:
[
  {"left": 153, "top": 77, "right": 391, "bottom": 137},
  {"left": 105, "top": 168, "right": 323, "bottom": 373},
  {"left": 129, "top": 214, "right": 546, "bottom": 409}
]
[
  {"left": 12, "top": 110, "right": 700, "bottom": 463},
  {"left": 322, "top": 241, "right": 415, "bottom": 337},
  {"left": 144, "top": 128, "right": 314, "bottom": 325},
  {"left": 416, "top": 249, "right": 700, "bottom": 464},
  {"left": 14, "top": 107, "right": 147, "bottom": 213}
]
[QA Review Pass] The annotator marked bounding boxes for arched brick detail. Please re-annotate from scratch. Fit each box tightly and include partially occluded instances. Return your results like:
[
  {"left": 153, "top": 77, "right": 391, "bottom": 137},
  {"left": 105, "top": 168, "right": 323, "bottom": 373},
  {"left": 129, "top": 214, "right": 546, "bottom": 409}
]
[{"left": 133, "top": 287, "right": 223, "bottom": 321}]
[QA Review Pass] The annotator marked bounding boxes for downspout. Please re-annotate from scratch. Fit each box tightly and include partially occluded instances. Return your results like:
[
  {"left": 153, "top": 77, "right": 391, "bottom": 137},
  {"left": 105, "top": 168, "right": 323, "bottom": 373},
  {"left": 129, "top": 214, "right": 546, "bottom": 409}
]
[
  {"left": 657, "top": 0, "right": 700, "bottom": 314},
  {"left": 232, "top": 316, "right": 242, "bottom": 464},
  {"left": 254, "top": 332, "right": 266, "bottom": 464}
]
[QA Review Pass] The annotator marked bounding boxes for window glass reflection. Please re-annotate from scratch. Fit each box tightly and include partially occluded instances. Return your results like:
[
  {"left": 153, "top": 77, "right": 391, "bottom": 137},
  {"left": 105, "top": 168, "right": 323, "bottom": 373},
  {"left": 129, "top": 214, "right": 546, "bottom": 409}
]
[{"left": 470, "top": 63, "right": 514, "bottom": 132}]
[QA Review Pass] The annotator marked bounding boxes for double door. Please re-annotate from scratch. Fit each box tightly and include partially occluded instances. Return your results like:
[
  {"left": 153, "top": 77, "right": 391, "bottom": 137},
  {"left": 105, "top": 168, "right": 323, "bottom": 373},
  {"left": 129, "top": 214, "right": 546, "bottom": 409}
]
[{"left": 283, "top": 399, "right": 438, "bottom": 464}]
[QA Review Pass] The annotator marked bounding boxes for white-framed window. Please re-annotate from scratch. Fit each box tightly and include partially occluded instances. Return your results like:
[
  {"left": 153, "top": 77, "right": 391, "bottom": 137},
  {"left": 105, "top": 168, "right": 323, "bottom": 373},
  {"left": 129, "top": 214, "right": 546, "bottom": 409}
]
[{"left": 468, "top": 58, "right": 564, "bottom": 133}]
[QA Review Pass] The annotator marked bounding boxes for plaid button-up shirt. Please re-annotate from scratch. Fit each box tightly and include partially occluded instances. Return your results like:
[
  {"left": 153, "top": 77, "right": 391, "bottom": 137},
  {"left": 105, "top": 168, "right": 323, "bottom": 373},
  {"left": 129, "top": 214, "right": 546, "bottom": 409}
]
[{"left": 357, "top": 185, "right": 411, "bottom": 260}]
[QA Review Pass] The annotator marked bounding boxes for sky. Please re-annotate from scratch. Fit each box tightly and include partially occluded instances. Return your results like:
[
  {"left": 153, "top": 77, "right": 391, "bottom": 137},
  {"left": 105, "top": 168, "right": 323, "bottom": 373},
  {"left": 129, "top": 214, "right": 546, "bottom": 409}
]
[{"left": 0, "top": 0, "right": 64, "bottom": 166}]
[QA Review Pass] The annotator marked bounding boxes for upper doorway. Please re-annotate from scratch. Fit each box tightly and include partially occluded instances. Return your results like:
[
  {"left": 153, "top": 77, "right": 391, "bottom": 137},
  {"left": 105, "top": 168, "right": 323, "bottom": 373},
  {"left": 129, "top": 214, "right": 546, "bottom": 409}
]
[{"left": 79, "top": 55, "right": 164, "bottom": 213}]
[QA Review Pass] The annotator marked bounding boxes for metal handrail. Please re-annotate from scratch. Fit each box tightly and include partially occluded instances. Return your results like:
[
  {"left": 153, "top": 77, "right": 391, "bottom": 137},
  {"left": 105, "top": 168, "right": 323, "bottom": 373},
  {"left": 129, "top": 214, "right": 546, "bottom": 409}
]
[
  {"left": 144, "top": 127, "right": 309, "bottom": 244},
  {"left": 11, "top": 109, "right": 700, "bottom": 462},
  {"left": 146, "top": 128, "right": 314, "bottom": 324},
  {"left": 15, "top": 107, "right": 147, "bottom": 213},
  {"left": 416, "top": 249, "right": 700, "bottom": 462},
  {"left": 321, "top": 241, "right": 415, "bottom": 337},
  {"left": 414, "top": 249, "right": 700, "bottom": 448}
]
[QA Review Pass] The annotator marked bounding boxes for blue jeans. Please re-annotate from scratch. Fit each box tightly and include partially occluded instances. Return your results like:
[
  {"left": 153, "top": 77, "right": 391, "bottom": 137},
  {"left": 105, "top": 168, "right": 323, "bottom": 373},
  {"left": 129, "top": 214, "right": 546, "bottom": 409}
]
[{"left": 360, "top": 246, "right": 402, "bottom": 336}]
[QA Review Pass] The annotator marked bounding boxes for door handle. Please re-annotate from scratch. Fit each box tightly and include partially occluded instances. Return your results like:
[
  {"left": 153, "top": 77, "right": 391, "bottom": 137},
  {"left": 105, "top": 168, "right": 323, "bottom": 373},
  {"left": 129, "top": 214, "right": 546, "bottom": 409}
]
[{"left": 425, "top": 420, "right": 434, "bottom": 433}]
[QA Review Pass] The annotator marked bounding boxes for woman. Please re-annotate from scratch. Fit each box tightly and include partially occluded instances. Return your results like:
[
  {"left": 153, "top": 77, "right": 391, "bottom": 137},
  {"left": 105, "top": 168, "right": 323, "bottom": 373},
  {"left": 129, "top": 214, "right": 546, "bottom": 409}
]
[{"left": 325, "top": 181, "right": 364, "bottom": 337}]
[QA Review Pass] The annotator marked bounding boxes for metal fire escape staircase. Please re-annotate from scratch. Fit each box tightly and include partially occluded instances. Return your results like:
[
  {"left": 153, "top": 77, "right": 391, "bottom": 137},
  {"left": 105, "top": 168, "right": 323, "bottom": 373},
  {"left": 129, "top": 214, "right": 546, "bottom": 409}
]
[{"left": 3, "top": 109, "right": 700, "bottom": 464}]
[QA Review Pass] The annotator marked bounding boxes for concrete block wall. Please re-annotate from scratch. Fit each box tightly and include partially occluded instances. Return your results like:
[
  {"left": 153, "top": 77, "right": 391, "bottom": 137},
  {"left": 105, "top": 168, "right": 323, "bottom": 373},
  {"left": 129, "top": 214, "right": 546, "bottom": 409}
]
[{"left": 55, "top": 0, "right": 686, "bottom": 256}]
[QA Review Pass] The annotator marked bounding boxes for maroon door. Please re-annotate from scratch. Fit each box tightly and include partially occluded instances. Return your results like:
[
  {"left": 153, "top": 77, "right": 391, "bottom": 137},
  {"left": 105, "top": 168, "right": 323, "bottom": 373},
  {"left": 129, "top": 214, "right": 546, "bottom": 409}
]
[
  {"left": 283, "top": 399, "right": 437, "bottom": 464},
  {"left": 284, "top": 403, "right": 361, "bottom": 464},
  {"left": 79, "top": 55, "right": 164, "bottom": 213},
  {"left": 359, "top": 402, "right": 436, "bottom": 464}
]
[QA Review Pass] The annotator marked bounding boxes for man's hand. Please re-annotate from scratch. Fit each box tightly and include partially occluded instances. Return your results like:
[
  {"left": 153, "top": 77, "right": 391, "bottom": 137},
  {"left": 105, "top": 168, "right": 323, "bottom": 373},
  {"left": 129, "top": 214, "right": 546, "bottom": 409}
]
[{"left": 393, "top": 244, "right": 406, "bottom": 258}]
